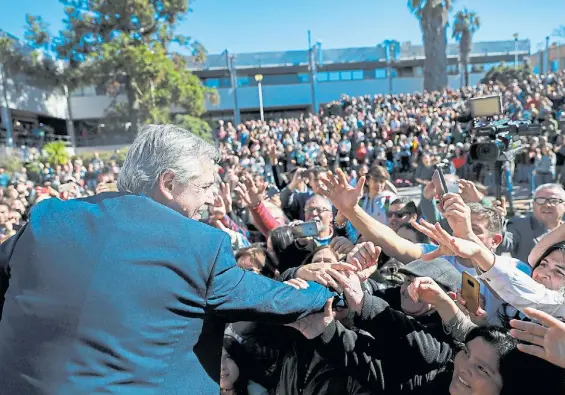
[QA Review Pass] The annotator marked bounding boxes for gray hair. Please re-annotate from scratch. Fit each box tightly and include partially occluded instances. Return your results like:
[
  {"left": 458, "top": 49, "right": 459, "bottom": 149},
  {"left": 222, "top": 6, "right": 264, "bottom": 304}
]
[
  {"left": 118, "top": 124, "right": 220, "bottom": 195},
  {"left": 534, "top": 183, "right": 565, "bottom": 199}
]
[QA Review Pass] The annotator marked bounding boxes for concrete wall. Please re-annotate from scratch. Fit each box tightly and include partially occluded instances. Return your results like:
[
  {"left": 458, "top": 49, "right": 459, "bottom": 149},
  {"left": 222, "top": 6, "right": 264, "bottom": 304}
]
[
  {"left": 69, "top": 73, "right": 488, "bottom": 120},
  {"left": 3, "top": 75, "right": 68, "bottom": 119}
]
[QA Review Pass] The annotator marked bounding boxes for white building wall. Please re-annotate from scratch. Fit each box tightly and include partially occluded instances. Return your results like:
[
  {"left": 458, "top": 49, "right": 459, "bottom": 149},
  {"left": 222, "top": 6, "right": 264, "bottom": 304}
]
[{"left": 3, "top": 76, "right": 68, "bottom": 119}]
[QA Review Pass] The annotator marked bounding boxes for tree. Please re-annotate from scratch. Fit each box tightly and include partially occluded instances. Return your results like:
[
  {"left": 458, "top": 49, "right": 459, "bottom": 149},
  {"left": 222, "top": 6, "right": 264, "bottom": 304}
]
[
  {"left": 174, "top": 114, "right": 214, "bottom": 143},
  {"left": 43, "top": 141, "right": 70, "bottom": 166},
  {"left": 25, "top": 0, "right": 215, "bottom": 134},
  {"left": 408, "top": 0, "right": 453, "bottom": 92},
  {"left": 452, "top": 9, "right": 480, "bottom": 87},
  {"left": 480, "top": 64, "right": 532, "bottom": 86}
]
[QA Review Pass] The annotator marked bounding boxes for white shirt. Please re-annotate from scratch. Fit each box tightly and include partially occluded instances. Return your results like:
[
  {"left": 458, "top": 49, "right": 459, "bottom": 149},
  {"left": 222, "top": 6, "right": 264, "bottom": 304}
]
[{"left": 479, "top": 255, "right": 565, "bottom": 320}]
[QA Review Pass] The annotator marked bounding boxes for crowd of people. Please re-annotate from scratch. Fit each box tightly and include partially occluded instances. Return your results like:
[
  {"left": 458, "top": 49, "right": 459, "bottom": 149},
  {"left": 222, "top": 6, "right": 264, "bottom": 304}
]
[{"left": 2, "top": 71, "right": 565, "bottom": 394}]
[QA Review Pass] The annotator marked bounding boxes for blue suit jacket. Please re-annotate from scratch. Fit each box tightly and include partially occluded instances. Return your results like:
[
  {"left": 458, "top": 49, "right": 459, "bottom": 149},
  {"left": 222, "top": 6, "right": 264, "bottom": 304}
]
[{"left": 0, "top": 193, "right": 332, "bottom": 394}]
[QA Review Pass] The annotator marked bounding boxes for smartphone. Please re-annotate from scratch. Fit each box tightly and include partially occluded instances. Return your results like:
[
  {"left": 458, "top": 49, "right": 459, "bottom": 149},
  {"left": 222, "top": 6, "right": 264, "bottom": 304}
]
[
  {"left": 59, "top": 183, "right": 77, "bottom": 194},
  {"left": 432, "top": 167, "right": 449, "bottom": 197},
  {"left": 291, "top": 221, "right": 321, "bottom": 238},
  {"left": 461, "top": 272, "right": 481, "bottom": 314},
  {"left": 105, "top": 182, "right": 119, "bottom": 192}
]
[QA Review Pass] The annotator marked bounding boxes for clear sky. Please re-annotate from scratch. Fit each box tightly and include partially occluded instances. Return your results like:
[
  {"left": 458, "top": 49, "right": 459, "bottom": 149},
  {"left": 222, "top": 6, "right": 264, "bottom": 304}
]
[{"left": 1, "top": 0, "right": 563, "bottom": 55}]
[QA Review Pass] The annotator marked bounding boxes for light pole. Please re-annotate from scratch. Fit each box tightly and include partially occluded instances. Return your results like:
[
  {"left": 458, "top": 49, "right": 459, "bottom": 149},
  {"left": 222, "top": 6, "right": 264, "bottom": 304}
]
[
  {"left": 224, "top": 50, "right": 241, "bottom": 125},
  {"left": 513, "top": 33, "right": 519, "bottom": 68},
  {"left": 545, "top": 36, "right": 550, "bottom": 74},
  {"left": 255, "top": 74, "right": 264, "bottom": 122}
]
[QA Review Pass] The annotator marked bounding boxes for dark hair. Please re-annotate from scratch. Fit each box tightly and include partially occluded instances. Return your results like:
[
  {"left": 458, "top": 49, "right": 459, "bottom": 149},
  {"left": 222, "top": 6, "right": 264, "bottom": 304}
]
[
  {"left": 301, "top": 245, "right": 339, "bottom": 266},
  {"left": 464, "top": 327, "right": 565, "bottom": 395},
  {"left": 235, "top": 246, "right": 280, "bottom": 279},
  {"left": 397, "top": 223, "right": 429, "bottom": 243},
  {"left": 222, "top": 336, "right": 249, "bottom": 395},
  {"left": 367, "top": 165, "right": 390, "bottom": 182},
  {"left": 533, "top": 241, "right": 565, "bottom": 272}
]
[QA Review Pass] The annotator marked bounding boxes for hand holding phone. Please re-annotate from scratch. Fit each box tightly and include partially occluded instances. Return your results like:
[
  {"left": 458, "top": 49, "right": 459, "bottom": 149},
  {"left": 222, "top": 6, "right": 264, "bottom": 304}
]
[
  {"left": 461, "top": 272, "right": 481, "bottom": 315},
  {"left": 291, "top": 221, "right": 321, "bottom": 238}
]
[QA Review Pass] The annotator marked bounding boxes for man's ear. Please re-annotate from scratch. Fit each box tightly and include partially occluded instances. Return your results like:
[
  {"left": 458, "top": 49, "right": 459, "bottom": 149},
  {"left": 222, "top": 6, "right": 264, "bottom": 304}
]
[
  {"left": 158, "top": 170, "right": 176, "bottom": 201},
  {"left": 492, "top": 233, "right": 503, "bottom": 249},
  {"left": 446, "top": 291, "right": 457, "bottom": 301}
]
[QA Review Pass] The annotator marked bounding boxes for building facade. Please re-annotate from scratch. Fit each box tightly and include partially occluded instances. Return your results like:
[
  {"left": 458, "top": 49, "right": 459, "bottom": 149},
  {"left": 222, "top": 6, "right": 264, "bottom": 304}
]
[{"left": 1, "top": 35, "right": 530, "bottom": 148}]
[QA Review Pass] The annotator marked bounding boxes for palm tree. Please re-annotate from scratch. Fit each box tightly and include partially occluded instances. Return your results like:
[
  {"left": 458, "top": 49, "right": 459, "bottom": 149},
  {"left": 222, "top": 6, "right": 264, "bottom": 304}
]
[
  {"left": 452, "top": 9, "right": 481, "bottom": 87},
  {"left": 408, "top": 0, "right": 453, "bottom": 92},
  {"left": 43, "top": 141, "right": 70, "bottom": 166}
]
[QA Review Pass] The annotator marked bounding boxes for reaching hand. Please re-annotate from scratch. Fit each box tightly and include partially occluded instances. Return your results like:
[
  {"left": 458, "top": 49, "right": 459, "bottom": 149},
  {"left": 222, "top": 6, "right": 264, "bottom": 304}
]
[
  {"left": 407, "top": 277, "right": 450, "bottom": 307},
  {"left": 295, "top": 261, "right": 358, "bottom": 290},
  {"left": 284, "top": 278, "right": 310, "bottom": 290},
  {"left": 346, "top": 241, "right": 382, "bottom": 271},
  {"left": 326, "top": 269, "right": 365, "bottom": 315},
  {"left": 330, "top": 236, "right": 355, "bottom": 256},
  {"left": 212, "top": 195, "right": 227, "bottom": 219},
  {"left": 318, "top": 169, "right": 365, "bottom": 213},
  {"left": 441, "top": 193, "right": 473, "bottom": 238},
  {"left": 510, "top": 307, "right": 565, "bottom": 369},
  {"left": 410, "top": 219, "right": 483, "bottom": 260},
  {"left": 455, "top": 289, "right": 488, "bottom": 325},
  {"left": 492, "top": 197, "right": 507, "bottom": 218},
  {"left": 268, "top": 144, "right": 278, "bottom": 163},
  {"left": 286, "top": 299, "right": 336, "bottom": 339},
  {"left": 219, "top": 182, "right": 233, "bottom": 213},
  {"left": 458, "top": 179, "right": 485, "bottom": 203},
  {"left": 423, "top": 181, "right": 437, "bottom": 200},
  {"left": 243, "top": 176, "right": 266, "bottom": 207},
  {"left": 233, "top": 183, "right": 253, "bottom": 207}
]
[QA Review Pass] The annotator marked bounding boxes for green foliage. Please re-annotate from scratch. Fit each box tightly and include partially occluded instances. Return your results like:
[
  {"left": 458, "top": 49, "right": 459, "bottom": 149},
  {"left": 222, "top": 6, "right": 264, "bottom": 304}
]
[
  {"left": 452, "top": 9, "right": 481, "bottom": 86},
  {"left": 481, "top": 64, "right": 533, "bottom": 86},
  {"left": 43, "top": 141, "right": 70, "bottom": 166},
  {"left": 0, "top": 154, "right": 23, "bottom": 175},
  {"left": 22, "top": 0, "right": 213, "bottom": 132},
  {"left": 73, "top": 147, "right": 130, "bottom": 166},
  {"left": 174, "top": 114, "right": 214, "bottom": 143}
]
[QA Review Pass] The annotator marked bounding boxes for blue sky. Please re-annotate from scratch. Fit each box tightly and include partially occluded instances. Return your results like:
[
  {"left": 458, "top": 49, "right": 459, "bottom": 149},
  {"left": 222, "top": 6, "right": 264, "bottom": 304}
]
[{"left": 1, "top": 0, "right": 563, "bottom": 55}]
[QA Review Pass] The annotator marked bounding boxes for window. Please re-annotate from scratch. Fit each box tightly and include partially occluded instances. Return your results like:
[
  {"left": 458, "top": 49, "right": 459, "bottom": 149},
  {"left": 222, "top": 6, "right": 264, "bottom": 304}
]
[
  {"left": 237, "top": 76, "right": 250, "bottom": 87},
  {"left": 340, "top": 71, "right": 352, "bottom": 80},
  {"left": 552, "top": 60, "right": 560, "bottom": 72},
  {"left": 375, "top": 68, "right": 386, "bottom": 79},
  {"left": 482, "top": 62, "right": 500, "bottom": 72},
  {"left": 447, "top": 64, "right": 459, "bottom": 75},
  {"left": 352, "top": 70, "right": 364, "bottom": 80},
  {"left": 389, "top": 68, "right": 398, "bottom": 77},
  {"left": 329, "top": 72, "right": 340, "bottom": 81},
  {"left": 414, "top": 67, "right": 423, "bottom": 77},
  {"left": 204, "top": 79, "right": 220, "bottom": 88},
  {"left": 317, "top": 72, "right": 329, "bottom": 82},
  {"left": 298, "top": 73, "right": 310, "bottom": 83}
]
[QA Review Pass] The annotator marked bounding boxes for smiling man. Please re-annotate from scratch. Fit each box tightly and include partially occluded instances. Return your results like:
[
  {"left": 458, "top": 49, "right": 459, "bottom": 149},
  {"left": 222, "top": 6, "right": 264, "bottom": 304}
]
[
  {"left": 498, "top": 183, "right": 565, "bottom": 264},
  {"left": 0, "top": 125, "right": 333, "bottom": 394}
]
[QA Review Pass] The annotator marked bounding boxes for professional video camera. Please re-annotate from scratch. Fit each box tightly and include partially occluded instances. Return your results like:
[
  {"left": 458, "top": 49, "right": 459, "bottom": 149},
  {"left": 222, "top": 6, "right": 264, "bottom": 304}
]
[{"left": 459, "top": 95, "right": 541, "bottom": 201}]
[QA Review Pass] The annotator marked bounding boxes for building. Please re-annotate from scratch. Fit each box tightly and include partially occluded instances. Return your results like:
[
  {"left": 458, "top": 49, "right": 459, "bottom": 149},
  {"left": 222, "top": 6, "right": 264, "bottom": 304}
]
[
  {"left": 528, "top": 41, "right": 564, "bottom": 74},
  {"left": 1, "top": 34, "right": 530, "bottom": 149}
]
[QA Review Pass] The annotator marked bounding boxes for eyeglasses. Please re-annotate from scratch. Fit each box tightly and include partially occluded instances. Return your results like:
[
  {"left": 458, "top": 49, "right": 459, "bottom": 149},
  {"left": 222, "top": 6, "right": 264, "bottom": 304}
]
[
  {"left": 305, "top": 207, "right": 331, "bottom": 215},
  {"left": 533, "top": 197, "right": 564, "bottom": 206},
  {"left": 387, "top": 211, "right": 410, "bottom": 219}
]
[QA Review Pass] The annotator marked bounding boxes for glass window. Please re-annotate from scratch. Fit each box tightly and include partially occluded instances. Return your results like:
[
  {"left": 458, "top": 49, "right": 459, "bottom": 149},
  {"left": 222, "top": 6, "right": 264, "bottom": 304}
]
[
  {"left": 219, "top": 78, "right": 232, "bottom": 88},
  {"left": 375, "top": 68, "right": 386, "bottom": 79},
  {"left": 329, "top": 72, "right": 340, "bottom": 81},
  {"left": 317, "top": 72, "right": 329, "bottom": 82},
  {"left": 340, "top": 71, "right": 352, "bottom": 80},
  {"left": 237, "top": 76, "right": 250, "bottom": 87},
  {"left": 298, "top": 73, "right": 310, "bottom": 83},
  {"left": 552, "top": 60, "right": 560, "bottom": 72},
  {"left": 352, "top": 70, "right": 364, "bottom": 80},
  {"left": 204, "top": 79, "right": 220, "bottom": 88},
  {"left": 414, "top": 67, "right": 423, "bottom": 77}
]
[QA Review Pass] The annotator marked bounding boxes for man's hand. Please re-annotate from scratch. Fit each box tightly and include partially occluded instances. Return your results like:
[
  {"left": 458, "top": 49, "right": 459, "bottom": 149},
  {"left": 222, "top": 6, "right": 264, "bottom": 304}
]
[
  {"left": 330, "top": 236, "right": 355, "bottom": 256},
  {"left": 318, "top": 169, "right": 365, "bottom": 214},
  {"left": 326, "top": 269, "right": 364, "bottom": 315},
  {"left": 286, "top": 299, "right": 336, "bottom": 339},
  {"left": 492, "top": 197, "right": 507, "bottom": 218},
  {"left": 284, "top": 278, "right": 310, "bottom": 290},
  {"left": 289, "top": 168, "right": 306, "bottom": 190},
  {"left": 268, "top": 144, "right": 278, "bottom": 164},
  {"left": 459, "top": 179, "right": 484, "bottom": 203},
  {"left": 295, "top": 262, "right": 358, "bottom": 290},
  {"left": 212, "top": 195, "right": 227, "bottom": 220},
  {"left": 411, "top": 219, "right": 482, "bottom": 260},
  {"left": 510, "top": 307, "right": 565, "bottom": 369},
  {"left": 346, "top": 241, "right": 381, "bottom": 271},
  {"left": 455, "top": 289, "right": 488, "bottom": 325},
  {"left": 423, "top": 181, "right": 437, "bottom": 200},
  {"left": 243, "top": 176, "right": 266, "bottom": 207},
  {"left": 442, "top": 193, "right": 473, "bottom": 238}
]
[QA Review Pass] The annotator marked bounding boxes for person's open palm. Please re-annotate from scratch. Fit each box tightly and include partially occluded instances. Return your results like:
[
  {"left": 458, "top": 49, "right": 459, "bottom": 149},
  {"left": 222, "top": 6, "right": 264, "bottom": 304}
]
[
  {"left": 319, "top": 169, "right": 365, "bottom": 213},
  {"left": 510, "top": 307, "right": 565, "bottom": 369},
  {"left": 286, "top": 299, "right": 336, "bottom": 339},
  {"left": 411, "top": 219, "right": 482, "bottom": 260}
]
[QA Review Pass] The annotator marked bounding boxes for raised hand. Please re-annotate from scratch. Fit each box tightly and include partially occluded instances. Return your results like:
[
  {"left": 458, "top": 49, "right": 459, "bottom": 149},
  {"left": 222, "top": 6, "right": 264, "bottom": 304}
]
[
  {"left": 219, "top": 182, "right": 233, "bottom": 213},
  {"left": 212, "top": 195, "right": 227, "bottom": 220},
  {"left": 492, "top": 197, "right": 507, "bottom": 218},
  {"left": 441, "top": 193, "right": 473, "bottom": 238},
  {"left": 286, "top": 299, "right": 336, "bottom": 339},
  {"left": 330, "top": 236, "right": 355, "bottom": 256},
  {"left": 243, "top": 176, "right": 266, "bottom": 207},
  {"left": 407, "top": 277, "right": 450, "bottom": 307},
  {"left": 510, "top": 307, "right": 565, "bottom": 369},
  {"left": 410, "top": 219, "right": 482, "bottom": 260},
  {"left": 318, "top": 169, "right": 365, "bottom": 214},
  {"left": 346, "top": 241, "right": 381, "bottom": 271},
  {"left": 458, "top": 179, "right": 484, "bottom": 203},
  {"left": 295, "top": 261, "right": 358, "bottom": 290}
]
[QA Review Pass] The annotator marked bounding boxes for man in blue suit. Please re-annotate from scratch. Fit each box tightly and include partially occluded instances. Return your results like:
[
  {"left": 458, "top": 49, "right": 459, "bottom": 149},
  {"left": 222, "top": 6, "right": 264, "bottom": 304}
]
[{"left": 0, "top": 125, "right": 334, "bottom": 394}]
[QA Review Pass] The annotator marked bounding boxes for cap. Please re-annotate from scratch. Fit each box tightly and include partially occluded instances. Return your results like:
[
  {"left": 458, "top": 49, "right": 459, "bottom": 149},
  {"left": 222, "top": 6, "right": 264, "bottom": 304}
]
[{"left": 398, "top": 258, "right": 461, "bottom": 292}]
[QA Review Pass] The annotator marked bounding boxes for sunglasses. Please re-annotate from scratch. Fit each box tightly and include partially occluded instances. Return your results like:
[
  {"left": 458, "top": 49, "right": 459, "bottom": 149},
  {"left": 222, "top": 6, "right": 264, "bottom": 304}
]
[
  {"left": 534, "top": 197, "right": 564, "bottom": 206},
  {"left": 387, "top": 211, "right": 411, "bottom": 219}
]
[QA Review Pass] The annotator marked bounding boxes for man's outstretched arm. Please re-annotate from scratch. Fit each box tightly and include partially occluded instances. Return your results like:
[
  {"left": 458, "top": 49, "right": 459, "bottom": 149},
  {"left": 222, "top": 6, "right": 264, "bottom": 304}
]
[{"left": 205, "top": 234, "right": 334, "bottom": 323}]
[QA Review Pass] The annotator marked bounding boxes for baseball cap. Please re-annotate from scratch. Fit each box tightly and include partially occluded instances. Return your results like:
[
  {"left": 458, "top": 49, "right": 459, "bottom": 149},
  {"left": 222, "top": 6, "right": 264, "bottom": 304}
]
[{"left": 398, "top": 258, "right": 461, "bottom": 292}]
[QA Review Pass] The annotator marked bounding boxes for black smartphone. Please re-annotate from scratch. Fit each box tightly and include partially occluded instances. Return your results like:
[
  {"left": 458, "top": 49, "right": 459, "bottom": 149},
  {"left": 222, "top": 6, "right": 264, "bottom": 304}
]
[
  {"left": 432, "top": 167, "right": 449, "bottom": 197},
  {"left": 291, "top": 221, "right": 321, "bottom": 238}
]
